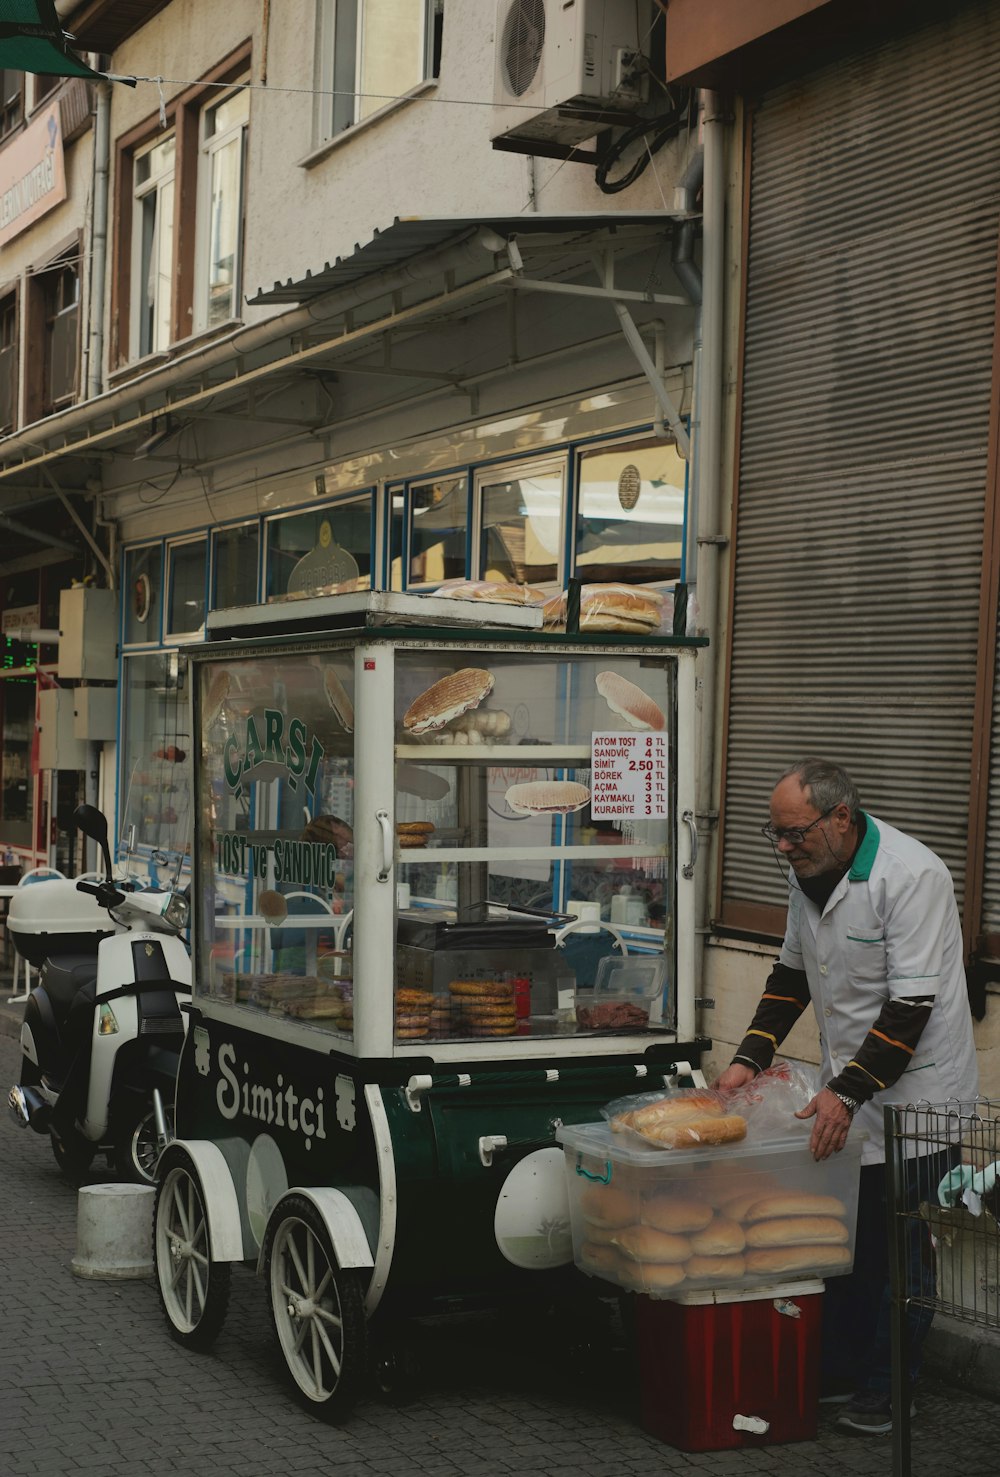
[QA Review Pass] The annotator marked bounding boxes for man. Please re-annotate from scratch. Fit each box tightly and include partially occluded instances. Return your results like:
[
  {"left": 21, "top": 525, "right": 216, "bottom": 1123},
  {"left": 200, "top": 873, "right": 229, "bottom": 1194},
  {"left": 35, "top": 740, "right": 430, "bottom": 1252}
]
[{"left": 715, "top": 758, "right": 978, "bottom": 1435}]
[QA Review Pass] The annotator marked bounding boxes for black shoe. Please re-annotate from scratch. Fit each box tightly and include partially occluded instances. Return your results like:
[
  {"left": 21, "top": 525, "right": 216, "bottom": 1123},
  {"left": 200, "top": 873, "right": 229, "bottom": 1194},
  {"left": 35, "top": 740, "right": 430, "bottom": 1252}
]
[{"left": 837, "top": 1390, "right": 916, "bottom": 1435}]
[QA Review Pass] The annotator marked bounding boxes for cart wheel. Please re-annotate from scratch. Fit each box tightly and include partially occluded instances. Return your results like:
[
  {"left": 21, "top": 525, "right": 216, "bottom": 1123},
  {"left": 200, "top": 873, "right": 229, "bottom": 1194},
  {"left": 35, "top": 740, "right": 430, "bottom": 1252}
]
[
  {"left": 115, "top": 1099, "right": 174, "bottom": 1185},
  {"left": 264, "top": 1195, "right": 368, "bottom": 1422},
  {"left": 153, "top": 1151, "right": 231, "bottom": 1350},
  {"left": 50, "top": 1127, "right": 95, "bottom": 1185}
]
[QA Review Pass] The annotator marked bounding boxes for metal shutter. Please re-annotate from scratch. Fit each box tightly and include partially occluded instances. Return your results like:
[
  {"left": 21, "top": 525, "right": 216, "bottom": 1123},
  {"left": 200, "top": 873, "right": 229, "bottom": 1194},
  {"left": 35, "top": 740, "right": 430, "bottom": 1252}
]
[{"left": 722, "top": 1, "right": 1000, "bottom": 926}]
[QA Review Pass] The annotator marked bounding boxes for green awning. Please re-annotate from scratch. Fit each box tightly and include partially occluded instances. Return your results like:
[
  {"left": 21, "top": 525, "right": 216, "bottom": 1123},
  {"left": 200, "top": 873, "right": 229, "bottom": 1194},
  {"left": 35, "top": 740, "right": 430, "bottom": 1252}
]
[{"left": 0, "top": 0, "right": 105, "bottom": 79}]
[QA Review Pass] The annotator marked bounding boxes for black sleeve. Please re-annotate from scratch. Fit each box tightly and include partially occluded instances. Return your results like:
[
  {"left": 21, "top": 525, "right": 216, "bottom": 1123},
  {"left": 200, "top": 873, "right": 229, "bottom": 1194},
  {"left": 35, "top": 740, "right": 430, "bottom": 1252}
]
[
  {"left": 731, "top": 961, "right": 812, "bottom": 1074},
  {"left": 827, "top": 996, "right": 934, "bottom": 1103}
]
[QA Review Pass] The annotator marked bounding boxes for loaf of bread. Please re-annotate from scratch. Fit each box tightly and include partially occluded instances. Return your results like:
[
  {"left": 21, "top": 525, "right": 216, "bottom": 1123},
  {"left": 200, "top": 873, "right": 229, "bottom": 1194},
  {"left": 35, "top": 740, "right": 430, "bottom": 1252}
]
[
  {"left": 580, "top": 1241, "right": 623, "bottom": 1276},
  {"left": 579, "top": 1184, "right": 637, "bottom": 1229},
  {"left": 628, "top": 1261, "right": 687, "bottom": 1291},
  {"left": 637, "top": 1115, "right": 747, "bottom": 1149},
  {"left": 642, "top": 1196, "right": 714, "bottom": 1234},
  {"left": 610, "top": 1225, "right": 691, "bottom": 1264},
  {"left": 742, "top": 1192, "right": 847, "bottom": 1223},
  {"left": 744, "top": 1216, "right": 849, "bottom": 1249},
  {"left": 620, "top": 1093, "right": 725, "bottom": 1132},
  {"left": 686, "top": 1253, "right": 746, "bottom": 1282},
  {"left": 688, "top": 1216, "right": 746, "bottom": 1256},
  {"left": 746, "top": 1244, "right": 852, "bottom": 1275}
]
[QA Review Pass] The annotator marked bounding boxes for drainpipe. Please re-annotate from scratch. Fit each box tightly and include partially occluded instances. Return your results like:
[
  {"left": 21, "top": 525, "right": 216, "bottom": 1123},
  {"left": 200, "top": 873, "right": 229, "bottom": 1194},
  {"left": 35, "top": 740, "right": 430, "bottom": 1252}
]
[
  {"left": 691, "top": 90, "right": 727, "bottom": 1014},
  {"left": 87, "top": 78, "right": 111, "bottom": 401},
  {"left": 671, "top": 137, "right": 704, "bottom": 587}
]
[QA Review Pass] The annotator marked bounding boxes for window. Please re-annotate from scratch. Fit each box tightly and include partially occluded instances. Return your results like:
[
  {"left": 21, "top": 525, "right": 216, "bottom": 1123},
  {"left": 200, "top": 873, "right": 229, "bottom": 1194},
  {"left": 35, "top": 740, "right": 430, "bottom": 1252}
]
[
  {"left": 316, "top": 0, "right": 443, "bottom": 144},
  {"left": 407, "top": 477, "right": 467, "bottom": 588},
  {"left": 123, "top": 544, "right": 163, "bottom": 646},
  {"left": 41, "top": 255, "right": 79, "bottom": 413},
  {"left": 196, "top": 86, "right": 249, "bottom": 332},
  {"left": 266, "top": 498, "right": 374, "bottom": 601},
  {"left": 575, "top": 441, "right": 685, "bottom": 586},
  {"left": 213, "top": 523, "right": 260, "bottom": 610},
  {"left": 477, "top": 460, "right": 564, "bottom": 587},
  {"left": 0, "top": 70, "right": 23, "bottom": 141},
  {"left": 114, "top": 43, "right": 251, "bottom": 366},
  {"left": 32, "top": 75, "right": 60, "bottom": 108},
  {"left": 120, "top": 651, "right": 192, "bottom": 864},
  {"left": 131, "top": 134, "right": 176, "bottom": 359},
  {"left": 0, "top": 293, "right": 16, "bottom": 434},
  {"left": 165, "top": 538, "right": 208, "bottom": 639}
]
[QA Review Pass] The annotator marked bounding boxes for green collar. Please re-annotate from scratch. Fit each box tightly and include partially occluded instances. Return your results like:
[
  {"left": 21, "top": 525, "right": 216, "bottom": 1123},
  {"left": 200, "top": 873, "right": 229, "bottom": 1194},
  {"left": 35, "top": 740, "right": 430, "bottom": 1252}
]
[{"left": 848, "top": 812, "right": 879, "bottom": 882}]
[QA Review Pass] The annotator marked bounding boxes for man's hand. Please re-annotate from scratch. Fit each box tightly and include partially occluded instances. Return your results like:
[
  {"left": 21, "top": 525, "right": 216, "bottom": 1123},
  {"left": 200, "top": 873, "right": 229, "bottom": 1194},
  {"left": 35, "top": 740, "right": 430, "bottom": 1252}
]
[
  {"left": 712, "top": 1062, "right": 757, "bottom": 1093},
  {"left": 795, "top": 1087, "right": 853, "bottom": 1161}
]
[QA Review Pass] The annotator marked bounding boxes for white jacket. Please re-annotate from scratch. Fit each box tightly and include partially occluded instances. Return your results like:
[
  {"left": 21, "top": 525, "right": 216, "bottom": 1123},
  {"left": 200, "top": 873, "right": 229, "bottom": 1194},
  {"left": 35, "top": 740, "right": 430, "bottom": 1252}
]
[{"left": 779, "top": 813, "right": 979, "bottom": 1163}]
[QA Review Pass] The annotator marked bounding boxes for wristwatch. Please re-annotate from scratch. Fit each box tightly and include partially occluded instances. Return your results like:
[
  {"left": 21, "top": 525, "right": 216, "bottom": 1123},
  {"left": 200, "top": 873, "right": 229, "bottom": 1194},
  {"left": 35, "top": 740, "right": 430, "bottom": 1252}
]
[{"left": 828, "top": 1086, "right": 862, "bottom": 1117}]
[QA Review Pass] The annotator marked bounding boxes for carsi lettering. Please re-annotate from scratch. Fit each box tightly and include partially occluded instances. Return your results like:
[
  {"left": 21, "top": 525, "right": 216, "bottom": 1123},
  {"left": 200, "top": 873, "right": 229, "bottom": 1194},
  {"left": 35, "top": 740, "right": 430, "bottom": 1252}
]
[{"left": 216, "top": 1042, "right": 327, "bottom": 1150}]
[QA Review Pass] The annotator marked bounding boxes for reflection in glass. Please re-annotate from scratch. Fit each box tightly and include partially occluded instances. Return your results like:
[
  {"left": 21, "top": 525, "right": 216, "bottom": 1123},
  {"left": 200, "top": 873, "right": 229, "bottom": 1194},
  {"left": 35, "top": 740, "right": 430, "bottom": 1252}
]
[
  {"left": 0, "top": 678, "right": 34, "bottom": 846},
  {"left": 576, "top": 442, "right": 685, "bottom": 585},
  {"left": 409, "top": 477, "right": 466, "bottom": 587},
  {"left": 213, "top": 523, "right": 259, "bottom": 609},
  {"left": 266, "top": 499, "right": 372, "bottom": 600},
  {"left": 123, "top": 545, "right": 163, "bottom": 645},
  {"left": 479, "top": 468, "right": 562, "bottom": 585},
  {"left": 120, "top": 651, "right": 192, "bottom": 862},
  {"left": 167, "top": 539, "right": 207, "bottom": 636}
]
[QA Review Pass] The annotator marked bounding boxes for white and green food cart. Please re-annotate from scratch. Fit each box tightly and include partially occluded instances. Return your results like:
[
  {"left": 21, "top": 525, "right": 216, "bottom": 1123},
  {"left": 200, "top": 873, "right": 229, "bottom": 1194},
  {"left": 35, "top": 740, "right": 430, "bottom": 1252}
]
[{"left": 153, "top": 592, "right": 709, "bottom": 1419}]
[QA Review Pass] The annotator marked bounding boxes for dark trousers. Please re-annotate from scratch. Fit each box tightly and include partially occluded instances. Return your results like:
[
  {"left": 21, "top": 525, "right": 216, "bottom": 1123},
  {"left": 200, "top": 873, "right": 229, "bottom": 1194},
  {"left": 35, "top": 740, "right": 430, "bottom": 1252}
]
[{"left": 821, "top": 1150, "right": 953, "bottom": 1395}]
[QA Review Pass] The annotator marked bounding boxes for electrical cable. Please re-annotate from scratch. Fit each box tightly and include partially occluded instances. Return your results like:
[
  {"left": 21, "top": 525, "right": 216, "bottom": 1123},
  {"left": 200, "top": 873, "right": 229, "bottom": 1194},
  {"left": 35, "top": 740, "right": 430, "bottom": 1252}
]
[{"left": 595, "top": 90, "right": 692, "bottom": 195}]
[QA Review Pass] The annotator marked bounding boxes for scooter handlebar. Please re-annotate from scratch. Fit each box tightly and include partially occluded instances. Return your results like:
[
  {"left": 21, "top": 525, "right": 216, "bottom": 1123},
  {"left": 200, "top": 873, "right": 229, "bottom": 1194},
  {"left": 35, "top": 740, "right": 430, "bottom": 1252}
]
[{"left": 76, "top": 879, "right": 127, "bottom": 908}]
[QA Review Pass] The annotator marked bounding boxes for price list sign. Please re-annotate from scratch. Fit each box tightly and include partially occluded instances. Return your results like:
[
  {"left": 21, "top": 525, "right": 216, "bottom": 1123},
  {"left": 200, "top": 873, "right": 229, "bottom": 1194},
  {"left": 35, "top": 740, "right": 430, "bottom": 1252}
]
[{"left": 590, "top": 732, "right": 669, "bottom": 819}]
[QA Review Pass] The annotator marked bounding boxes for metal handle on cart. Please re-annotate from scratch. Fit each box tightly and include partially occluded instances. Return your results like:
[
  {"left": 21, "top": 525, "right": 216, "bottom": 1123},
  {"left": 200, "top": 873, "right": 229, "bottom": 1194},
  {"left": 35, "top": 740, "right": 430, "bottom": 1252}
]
[
  {"left": 681, "top": 810, "right": 698, "bottom": 878},
  {"left": 575, "top": 1156, "right": 612, "bottom": 1185},
  {"left": 375, "top": 809, "right": 393, "bottom": 882}
]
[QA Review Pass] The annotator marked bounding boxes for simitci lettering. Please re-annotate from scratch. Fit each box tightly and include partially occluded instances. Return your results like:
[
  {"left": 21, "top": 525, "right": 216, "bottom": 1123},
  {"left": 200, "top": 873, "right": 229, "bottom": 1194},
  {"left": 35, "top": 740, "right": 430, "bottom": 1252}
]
[{"left": 215, "top": 1041, "right": 326, "bottom": 1149}]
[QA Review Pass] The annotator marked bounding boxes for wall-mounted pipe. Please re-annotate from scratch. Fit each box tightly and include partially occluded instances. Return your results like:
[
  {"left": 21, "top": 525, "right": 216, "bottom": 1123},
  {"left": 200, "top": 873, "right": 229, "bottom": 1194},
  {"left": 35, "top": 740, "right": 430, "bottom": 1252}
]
[{"left": 86, "top": 80, "right": 112, "bottom": 401}]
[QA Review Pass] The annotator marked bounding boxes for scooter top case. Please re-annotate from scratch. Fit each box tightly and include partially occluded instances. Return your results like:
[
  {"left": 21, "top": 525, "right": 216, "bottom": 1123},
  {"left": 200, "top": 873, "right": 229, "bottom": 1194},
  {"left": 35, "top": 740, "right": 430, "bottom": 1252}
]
[{"left": 8, "top": 879, "right": 120, "bottom": 967}]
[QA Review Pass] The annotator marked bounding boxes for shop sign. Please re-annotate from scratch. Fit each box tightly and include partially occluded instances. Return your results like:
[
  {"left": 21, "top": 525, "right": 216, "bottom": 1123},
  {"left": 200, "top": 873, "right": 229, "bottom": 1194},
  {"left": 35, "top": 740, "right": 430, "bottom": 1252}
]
[
  {"left": 0, "top": 106, "right": 67, "bottom": 248},
  {"left": 590, "top": 731, "right": 669, "bottom": 819},
  {"left": 222, "top": 709, "right": 325, "bottom": 797},
  {"left": 3, "top": 602, "right": 41, "bottom": 637}
]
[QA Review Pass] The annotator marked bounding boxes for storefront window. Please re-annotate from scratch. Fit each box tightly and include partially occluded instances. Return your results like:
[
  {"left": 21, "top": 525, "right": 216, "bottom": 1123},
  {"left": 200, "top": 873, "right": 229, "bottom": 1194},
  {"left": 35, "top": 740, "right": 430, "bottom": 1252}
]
[
  {"left": 409, "top": 477, "right": 466, "bottom": 588},
  {"left": 0, "top": 677, "right": 35, "bottom": 847},
  {"left": 196, "top": 650, "right": 355, "bottom": 1035},
  {"left": 166, "top": 538, "right": 207, "bottom": 638},
  {"left": 213, "top": 523, "right": 259, "bottom": 609},
  {"left": 478, "top": 462, "right": 563, "bottom": 587},
  {"left": 389, "top": 489, "right": 405, "bottom": 591},
  {"left": 265, "top": 496, "right": 373, "bottom": 601},
  {"left": 123, "top": 544, "right": 163, "bottom": 645},
  {"left": 119, "top": 651, "right": 192, "bottom": 862},
  {"left": 575, "top": 441, "right": 685, "bottom": 586}
]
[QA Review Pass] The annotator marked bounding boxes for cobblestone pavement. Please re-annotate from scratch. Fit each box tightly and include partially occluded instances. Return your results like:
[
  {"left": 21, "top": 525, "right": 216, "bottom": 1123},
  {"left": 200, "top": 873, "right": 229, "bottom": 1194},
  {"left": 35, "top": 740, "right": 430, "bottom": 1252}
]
[{"left": 0, "top": 1029, "right": 995, "bottom": 1477}]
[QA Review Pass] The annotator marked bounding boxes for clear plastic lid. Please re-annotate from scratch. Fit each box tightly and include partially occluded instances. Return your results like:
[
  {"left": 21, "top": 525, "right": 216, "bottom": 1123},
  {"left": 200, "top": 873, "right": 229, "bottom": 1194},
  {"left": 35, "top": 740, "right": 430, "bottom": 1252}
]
[{"left": 586, "top": 953, "right": 666, "bottom": 1000}]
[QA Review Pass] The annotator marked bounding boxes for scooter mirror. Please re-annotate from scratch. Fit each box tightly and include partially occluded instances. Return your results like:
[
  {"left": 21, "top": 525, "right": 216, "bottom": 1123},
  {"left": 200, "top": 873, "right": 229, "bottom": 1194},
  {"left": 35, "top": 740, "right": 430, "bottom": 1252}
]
[{"left": 73, "top": 803, "right": 114, "bottom": 880}]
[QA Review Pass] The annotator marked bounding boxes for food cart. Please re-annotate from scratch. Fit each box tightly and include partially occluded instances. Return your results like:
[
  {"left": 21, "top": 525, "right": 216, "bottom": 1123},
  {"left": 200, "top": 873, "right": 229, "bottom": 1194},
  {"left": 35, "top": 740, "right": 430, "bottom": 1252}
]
[{"left": 153, "top": 591, "right": 709, "bottom": 1419}]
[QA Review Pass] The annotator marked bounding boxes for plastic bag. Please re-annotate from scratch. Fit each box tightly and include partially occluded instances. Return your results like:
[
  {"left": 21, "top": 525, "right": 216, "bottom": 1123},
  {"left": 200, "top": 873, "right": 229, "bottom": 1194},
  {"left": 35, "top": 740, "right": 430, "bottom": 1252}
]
[
  {"left": 543, "top": 583, "right": 673, "bottom": 634},
  {"left": 720, "top": 1061, "right": 821, "bottom": 1142},
  {"left": 602, "top": 1086, "right": 747, "bottom": 1151},
  {"left": 433, "top": 579, "right": 548, "bottom": 605}
]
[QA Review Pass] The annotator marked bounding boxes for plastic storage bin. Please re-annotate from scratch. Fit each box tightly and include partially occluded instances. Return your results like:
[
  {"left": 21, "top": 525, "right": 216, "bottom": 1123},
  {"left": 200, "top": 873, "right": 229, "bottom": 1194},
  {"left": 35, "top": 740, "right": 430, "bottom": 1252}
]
[
  {"left": 557, "top": 1120, "right": 861, "bottom": 1297},
  {"left": 633, "top": 1283, "right": 823, "bottom": 1450},
  {"left": 575, "top": 954, "right": 667, "bottom": 1031}
]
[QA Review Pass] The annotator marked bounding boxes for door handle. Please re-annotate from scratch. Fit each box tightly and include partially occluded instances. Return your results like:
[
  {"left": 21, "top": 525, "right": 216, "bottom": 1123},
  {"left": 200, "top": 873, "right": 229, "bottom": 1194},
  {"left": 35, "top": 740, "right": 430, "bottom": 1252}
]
[{"left": 375, "top": 809, "right": 392, "bottom": 882}]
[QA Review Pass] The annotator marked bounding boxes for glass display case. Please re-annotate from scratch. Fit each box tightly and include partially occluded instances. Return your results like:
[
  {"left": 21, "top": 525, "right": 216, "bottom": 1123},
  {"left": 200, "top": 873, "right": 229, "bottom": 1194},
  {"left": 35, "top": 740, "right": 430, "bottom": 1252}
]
[{"left": 191, "top": 594, "right": 701, "bottom": 1061}]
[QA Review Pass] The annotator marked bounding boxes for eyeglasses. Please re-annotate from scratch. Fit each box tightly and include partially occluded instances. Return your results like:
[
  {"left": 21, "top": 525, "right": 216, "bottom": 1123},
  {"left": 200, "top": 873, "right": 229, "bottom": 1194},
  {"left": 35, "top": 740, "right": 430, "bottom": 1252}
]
[{"left": 760, "top": 805, "right": 838, "bottom": 846}]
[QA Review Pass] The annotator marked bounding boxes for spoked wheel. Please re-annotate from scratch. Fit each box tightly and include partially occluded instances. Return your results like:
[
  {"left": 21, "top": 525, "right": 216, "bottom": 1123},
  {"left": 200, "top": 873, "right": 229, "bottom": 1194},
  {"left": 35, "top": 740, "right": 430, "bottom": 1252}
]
[
  {"left": 264, "top": 1195, "right": 367, "bottom": 1422},
  {"left": 49, "top": 1127, "right": 96, "bottom": 1185},
  {"left": 115, "top": 1099, "right": 174, "bottom": 1185},
  {"left": 154, "top": 1151, "right": 231, "bottom": 1350}
]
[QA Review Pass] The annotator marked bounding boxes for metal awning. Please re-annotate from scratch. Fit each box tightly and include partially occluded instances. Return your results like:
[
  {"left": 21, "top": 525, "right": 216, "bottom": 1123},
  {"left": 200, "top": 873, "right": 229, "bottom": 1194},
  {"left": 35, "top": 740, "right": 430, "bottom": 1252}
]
[{"left": 0, "top": 212, "right": 699, "bottom": 542}]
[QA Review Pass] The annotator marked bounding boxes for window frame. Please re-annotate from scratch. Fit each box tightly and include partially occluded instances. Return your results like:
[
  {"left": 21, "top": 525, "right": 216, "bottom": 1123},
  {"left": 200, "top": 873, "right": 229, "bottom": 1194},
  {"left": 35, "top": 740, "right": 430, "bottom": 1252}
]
[
  {"left": 0, "top": 285, "right": 18, "bottom": 434},
  {"left": 164, "top": 534, "right": 209, "bottom": 643},
  {"left": 0, "top": 69, "right": 23, "bottom": 142},
  {"left": 211, "top": 519, "right": 261, "bottom": 611},
  {"left": 264, "top": 490, "right": 377, "bottom": 602},
  {"left": 473, "top": 453, "right": 568, "bottom": 589},
  {"left": 404, "top": 472, "right": 471, "bottom": 591},
  {"left": 129, "top": 130, "right": 177, "bottom": 361},
  {"left": 193, "top": 81, "right": 250, "bottom": 335},
  {"left": 571, "top": 433, "right": 687, "bottom": 589}
]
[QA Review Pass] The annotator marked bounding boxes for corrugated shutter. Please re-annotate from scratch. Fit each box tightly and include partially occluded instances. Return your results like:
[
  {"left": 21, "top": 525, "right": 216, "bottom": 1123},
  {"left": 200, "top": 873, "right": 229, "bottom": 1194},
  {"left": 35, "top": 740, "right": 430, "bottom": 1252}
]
[{"left": 722, "top": 1, "right": 1000, "bottom": 928}]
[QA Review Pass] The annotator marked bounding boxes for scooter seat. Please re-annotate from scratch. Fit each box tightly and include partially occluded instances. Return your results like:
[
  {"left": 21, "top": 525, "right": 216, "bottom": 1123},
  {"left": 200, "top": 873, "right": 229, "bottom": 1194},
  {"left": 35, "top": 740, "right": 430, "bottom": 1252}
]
[{"left": 38, "top": 955, "right": 100, "bottom": 1023}]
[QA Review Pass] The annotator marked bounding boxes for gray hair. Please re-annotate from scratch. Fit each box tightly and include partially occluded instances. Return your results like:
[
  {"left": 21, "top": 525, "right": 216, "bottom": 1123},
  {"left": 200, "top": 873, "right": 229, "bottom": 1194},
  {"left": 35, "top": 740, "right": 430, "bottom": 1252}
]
[{"left": 778, "top": 758, "right": 861, "bottom": 821}]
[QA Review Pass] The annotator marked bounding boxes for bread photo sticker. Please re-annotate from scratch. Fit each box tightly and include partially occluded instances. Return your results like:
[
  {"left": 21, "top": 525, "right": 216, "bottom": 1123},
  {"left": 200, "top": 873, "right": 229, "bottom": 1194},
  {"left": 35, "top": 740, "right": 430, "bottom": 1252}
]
[
  {"left": 505, "top": 780, "right": 591, "bottom": 816},
  {"left": 203, "top": 669, "right": 231, "bottom": 731},
  {"left": 259, "top": 890, "right": 288, "bottom": 923},
  {"left": 596, "top": 671, "right": 666, "bottom": 731},
  {"left": 403, "top": 667, "right": 495, "bottom": 735},
  {"left": 323, "top": 666, "right": 355, "bottom": 732}
]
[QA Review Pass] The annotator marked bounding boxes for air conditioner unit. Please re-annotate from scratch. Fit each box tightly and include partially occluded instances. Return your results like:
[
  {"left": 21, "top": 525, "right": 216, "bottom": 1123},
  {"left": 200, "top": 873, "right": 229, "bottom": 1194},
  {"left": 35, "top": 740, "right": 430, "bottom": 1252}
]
[{"left": 492, "top": 0, "right": 647, "bottom": 158}]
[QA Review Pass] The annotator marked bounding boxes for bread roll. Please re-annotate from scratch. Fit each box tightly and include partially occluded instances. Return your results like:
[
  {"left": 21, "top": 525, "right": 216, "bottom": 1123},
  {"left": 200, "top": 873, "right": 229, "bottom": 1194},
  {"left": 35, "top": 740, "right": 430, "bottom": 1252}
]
[
  {"left": 628, "top": 1261, "right": 687, "bottom": 1292},
  {"left": 637, "top": 1114, "right": 747, "bottom": 1149},
  {"left": 746, "top": 1244, "right": 852, "bottom": 1276},
  {"left": 610, "top": 1225, "right": 690, "bottom": 1264},
  {"left": 322, "top": 666, "right": 354, "bottom": 731},
  {"left": 745, "top": 1216, "right": 849, "bottom": 1249},
  {"left": 579, "top": 1184, "right": 637, "bottom": 1229},
  {"left": 686, "top": 1253, "right": 746, "bottom": 1282},
  {"left": 689, "top": 1216, "right": 746, "bottom": 1256},
  {"left": 595, "top": 671, "right": 666, "bottom": 731},
  {"left": 743, "top": 1192, "right": 847, "bottom": 1223},
  {"left": 642, "top": 1196, "right": 713, "bottom": 1234},
  {"left": 618, "top": 1093, "right": 724, "bottom": 1133},
  {"left": 580, "top": 1241, "right": 623, "bottom": 1276}
]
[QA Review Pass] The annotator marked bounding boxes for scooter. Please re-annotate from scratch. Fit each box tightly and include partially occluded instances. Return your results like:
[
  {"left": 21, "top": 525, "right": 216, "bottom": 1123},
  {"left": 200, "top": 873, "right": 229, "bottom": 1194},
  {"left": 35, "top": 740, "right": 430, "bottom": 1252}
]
[{"left": 7, "top": 804, "right": 190, "bottom": 1184}]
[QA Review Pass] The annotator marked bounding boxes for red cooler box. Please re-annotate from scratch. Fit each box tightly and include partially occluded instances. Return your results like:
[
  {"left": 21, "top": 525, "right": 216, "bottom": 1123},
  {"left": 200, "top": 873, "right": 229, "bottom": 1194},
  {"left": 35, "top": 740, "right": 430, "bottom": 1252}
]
[{"left": 633, "top": 1281, "right": 823, "bottom": 1451}]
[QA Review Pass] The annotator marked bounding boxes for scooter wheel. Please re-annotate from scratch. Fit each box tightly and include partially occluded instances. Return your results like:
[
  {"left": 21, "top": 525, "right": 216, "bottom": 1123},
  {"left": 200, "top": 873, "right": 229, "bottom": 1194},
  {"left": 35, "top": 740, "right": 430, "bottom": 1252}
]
[
  {"left": 114, "top": 1100, "right": 174, "bottom": 1185},
  {"left": 154, "top": 1150, "right": 231, "bottom": 1350},
  {"left": 264, "top": 1196, "right": 368, "bottom": 1423},
  {"left": 50, "top": 1128, "right": 96, "bottom": 1186}
]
